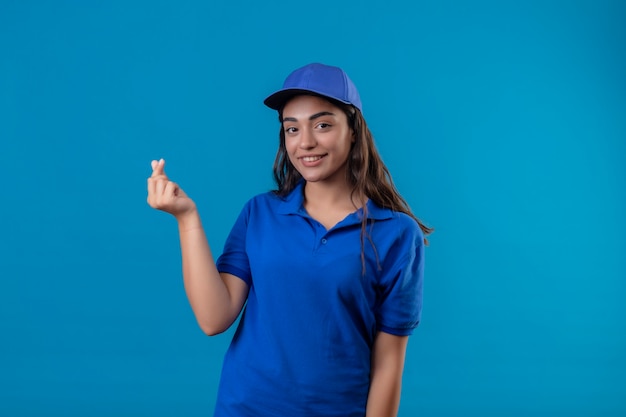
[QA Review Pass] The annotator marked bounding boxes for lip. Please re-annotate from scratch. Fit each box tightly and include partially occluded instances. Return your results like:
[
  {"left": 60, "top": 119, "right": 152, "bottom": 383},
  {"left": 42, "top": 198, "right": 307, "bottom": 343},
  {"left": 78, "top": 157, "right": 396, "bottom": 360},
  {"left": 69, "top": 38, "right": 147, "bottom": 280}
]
[{"left": 298, "top": 154, "right": 327, "bottom": 167}]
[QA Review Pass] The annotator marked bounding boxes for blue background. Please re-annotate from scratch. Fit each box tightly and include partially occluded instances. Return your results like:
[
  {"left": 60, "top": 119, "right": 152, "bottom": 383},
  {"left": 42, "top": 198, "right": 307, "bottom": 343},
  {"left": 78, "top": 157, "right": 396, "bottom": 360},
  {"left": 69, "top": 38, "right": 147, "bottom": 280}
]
[{"left": 1, "top": 0, "right": 624, "bottom": 416}]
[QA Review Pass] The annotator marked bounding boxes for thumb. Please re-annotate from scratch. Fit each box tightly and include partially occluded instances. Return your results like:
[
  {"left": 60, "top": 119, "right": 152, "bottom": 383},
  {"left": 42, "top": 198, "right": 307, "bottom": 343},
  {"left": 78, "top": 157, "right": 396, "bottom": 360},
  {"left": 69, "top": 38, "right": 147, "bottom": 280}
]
[{"left": 150, "top": 158, "right": 167, "bottom": 177}]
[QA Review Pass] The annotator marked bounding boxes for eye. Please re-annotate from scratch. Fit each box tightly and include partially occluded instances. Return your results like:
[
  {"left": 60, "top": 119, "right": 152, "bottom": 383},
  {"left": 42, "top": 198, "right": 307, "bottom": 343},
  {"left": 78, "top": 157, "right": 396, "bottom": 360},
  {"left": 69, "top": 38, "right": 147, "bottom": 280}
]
[
  {"left": 284, "top": 126, "right": 298, "bottom": 134},
  {"left": 316, "top": 122, "right": 332, "bottom": 129}
]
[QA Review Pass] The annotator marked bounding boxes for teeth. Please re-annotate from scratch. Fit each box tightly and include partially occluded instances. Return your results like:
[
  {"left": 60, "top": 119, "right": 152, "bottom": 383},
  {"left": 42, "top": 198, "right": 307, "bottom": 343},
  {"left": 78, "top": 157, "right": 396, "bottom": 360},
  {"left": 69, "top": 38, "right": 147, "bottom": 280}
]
[{"left": 302, "top": 156, "right": 322, "bottom": 162}]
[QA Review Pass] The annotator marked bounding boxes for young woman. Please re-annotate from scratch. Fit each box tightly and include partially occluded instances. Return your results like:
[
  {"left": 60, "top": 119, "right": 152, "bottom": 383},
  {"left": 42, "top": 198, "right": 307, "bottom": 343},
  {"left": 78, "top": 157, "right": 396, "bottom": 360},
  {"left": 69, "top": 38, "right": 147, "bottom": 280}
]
[{"left": 147, "top": 63, "right": 431, "bottom": 417}]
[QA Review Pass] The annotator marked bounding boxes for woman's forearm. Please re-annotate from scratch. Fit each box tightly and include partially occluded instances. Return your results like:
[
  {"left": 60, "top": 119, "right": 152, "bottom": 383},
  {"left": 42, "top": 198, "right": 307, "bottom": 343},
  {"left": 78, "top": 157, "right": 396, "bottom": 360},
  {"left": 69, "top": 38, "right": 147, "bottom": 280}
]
[
  {"left": 365, "top": 332, "right": 408, "bottom": 417},
  {"left": 177, "top": 210, "right": 247, "bottom": 335},
  {"left": 366, "top": 366, "right": 403, "bottom": 416}
]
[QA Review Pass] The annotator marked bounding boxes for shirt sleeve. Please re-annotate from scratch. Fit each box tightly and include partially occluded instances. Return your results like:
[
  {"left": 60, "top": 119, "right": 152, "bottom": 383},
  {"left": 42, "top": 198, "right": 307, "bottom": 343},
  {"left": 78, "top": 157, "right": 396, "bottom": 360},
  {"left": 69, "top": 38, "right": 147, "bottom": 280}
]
[
  {"left": 375, "top": 223, "right": 425, "bottom": 336},
  {"left": 216, "top": 201, "right": 252, "bottom": 286}
]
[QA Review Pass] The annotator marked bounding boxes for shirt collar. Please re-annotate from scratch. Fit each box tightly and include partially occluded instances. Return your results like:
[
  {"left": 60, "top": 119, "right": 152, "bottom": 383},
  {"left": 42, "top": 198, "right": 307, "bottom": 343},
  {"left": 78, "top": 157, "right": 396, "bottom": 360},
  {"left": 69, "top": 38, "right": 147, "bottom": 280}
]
[
  {"left": 276, "top": 181, "right": 393, "bottom": 220},
  {"left": 275, "top": 181, "right": 306, "bottom": 215}
]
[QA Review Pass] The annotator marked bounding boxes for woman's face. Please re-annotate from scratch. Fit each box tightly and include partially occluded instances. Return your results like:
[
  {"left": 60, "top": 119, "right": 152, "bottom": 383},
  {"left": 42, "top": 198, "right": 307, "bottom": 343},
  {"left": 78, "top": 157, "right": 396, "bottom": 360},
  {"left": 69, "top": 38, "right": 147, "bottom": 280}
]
[{"left": 281, "top": 95, "right": 353, "bottom": 186}]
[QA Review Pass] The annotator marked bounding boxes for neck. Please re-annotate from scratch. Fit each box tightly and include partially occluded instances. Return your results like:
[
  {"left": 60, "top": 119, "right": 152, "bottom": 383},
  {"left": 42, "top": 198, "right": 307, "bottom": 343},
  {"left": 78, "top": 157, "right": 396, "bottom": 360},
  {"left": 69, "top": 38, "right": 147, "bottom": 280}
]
[{"left": 303, "top": 179, "right": 366, "bottom": 212}]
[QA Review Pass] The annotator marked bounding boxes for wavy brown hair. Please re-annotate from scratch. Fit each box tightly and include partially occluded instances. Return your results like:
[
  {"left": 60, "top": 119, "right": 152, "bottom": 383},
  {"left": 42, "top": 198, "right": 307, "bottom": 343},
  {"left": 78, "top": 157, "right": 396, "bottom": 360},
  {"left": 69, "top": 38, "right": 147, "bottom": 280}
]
[{"left": 272, "top": 97, "right": 432, "bottom": 270}]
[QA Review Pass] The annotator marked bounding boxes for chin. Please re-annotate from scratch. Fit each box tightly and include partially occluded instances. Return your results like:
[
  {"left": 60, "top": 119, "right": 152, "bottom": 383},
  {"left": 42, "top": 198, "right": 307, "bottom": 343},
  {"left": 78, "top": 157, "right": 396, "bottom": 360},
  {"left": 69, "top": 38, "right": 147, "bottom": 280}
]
[{"left": 301, "top": 176, "right": 324, "bottom": 183}]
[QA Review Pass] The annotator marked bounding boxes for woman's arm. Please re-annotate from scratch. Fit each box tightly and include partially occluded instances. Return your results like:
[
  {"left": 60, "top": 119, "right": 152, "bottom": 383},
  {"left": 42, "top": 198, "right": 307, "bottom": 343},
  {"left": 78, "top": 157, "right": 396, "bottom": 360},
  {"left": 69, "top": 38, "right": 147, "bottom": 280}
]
[
  {"left": 176, "top": 211, "right": 249, "bottom": 335},
  {"left": 366, "top": 332, "right": 409, "bottom": 417},
  {"left": 147, "top": 159, "right": 249, "bottom": 335}
]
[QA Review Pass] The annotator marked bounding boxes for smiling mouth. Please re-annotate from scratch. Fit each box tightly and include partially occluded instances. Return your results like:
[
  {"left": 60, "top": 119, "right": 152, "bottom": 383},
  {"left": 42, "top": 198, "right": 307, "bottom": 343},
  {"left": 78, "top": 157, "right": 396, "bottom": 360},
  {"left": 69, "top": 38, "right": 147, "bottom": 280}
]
[{"left": 301, "top": 155, "right": 325, "bottom": 162}]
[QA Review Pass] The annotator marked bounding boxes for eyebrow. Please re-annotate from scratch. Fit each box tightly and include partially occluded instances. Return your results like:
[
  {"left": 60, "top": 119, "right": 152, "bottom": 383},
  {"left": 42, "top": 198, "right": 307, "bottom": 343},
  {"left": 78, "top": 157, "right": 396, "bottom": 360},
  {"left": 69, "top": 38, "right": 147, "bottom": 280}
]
[{"left": 282, "top": 111, "right": 336, "bottom": 123}]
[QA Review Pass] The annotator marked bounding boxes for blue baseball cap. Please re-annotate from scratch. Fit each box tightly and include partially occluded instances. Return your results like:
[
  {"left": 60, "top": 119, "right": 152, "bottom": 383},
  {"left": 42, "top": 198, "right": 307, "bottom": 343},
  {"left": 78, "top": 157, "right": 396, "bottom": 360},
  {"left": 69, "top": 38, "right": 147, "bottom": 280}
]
[{"left": 264, "top": 63, "right": 362, "bottom": 112}]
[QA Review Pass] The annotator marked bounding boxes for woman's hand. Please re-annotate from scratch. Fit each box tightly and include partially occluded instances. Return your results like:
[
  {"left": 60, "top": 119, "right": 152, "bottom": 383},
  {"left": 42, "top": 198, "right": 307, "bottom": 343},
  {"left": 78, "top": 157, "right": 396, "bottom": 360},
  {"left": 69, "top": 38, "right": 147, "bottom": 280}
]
[{"left": 147, "top": 159, "right": 196, "bottom": 218}]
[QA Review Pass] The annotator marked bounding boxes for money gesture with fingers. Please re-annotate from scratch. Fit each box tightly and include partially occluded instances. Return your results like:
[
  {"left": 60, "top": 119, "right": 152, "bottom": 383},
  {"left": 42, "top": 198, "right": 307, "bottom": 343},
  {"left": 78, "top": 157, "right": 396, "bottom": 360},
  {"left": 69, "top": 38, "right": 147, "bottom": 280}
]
[{"left": 147, "top": 159, "right": 196, "bottom": 218}]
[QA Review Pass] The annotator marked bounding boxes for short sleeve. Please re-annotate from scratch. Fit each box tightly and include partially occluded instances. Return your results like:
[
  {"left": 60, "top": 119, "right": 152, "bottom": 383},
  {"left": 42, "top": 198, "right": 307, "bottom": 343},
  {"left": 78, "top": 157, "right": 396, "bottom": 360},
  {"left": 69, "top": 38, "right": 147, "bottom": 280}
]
[
  {"left": 375, "top": 224, "right": 425, "bottom": 336},
  {"left": 216, "top": 202, "right": 252, "bottom": 286}
]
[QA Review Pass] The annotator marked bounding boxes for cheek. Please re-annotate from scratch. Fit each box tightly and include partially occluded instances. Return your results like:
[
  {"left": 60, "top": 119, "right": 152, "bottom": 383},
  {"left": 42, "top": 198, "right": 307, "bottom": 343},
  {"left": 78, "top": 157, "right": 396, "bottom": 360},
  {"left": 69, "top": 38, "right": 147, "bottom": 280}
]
[
  {"left": 339, "top": 136, "right": 354, "bottom": 156},
  {"left": 283, "top": 140, "right": 298, "bottom": 163},
  {"left": 284, "top": 139, "right": 297, "bottom": 156}
]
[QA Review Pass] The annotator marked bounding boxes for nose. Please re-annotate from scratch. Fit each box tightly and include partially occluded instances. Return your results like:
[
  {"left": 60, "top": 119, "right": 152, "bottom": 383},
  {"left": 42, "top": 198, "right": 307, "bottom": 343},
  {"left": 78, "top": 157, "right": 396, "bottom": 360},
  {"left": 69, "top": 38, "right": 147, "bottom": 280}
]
[{"left": 299, "top": 128, "right": 317, "bottom": 149}]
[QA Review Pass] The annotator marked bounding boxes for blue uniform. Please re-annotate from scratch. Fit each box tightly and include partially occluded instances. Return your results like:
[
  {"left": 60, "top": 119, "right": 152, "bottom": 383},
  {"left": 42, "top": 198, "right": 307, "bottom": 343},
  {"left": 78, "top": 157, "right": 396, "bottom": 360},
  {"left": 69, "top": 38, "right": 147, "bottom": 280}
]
[{"left": 215, "top": 182, "right": 424, "bottom": 416}]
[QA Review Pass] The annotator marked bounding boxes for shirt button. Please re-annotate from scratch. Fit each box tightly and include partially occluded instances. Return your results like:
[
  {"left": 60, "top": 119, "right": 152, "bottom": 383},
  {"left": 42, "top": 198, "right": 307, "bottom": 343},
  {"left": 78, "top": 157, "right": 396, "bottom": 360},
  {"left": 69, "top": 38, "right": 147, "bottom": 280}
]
[{"left": 321, "top": 238, "right": 327, "bottom": 244}]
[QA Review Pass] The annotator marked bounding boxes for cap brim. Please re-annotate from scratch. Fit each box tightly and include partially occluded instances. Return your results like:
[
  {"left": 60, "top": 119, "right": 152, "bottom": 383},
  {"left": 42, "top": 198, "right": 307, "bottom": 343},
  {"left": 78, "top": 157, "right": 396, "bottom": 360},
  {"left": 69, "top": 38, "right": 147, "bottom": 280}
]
[{"left": 263, "top": 88, "right": 351, "bottom": 111}]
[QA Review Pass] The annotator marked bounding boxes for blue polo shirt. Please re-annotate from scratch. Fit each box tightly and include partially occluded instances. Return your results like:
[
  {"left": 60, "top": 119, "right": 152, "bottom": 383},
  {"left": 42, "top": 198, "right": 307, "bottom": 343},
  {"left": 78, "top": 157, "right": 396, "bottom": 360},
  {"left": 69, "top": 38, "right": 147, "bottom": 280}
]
[{"left": 215, "top": 182, "right": 424, "bottom": 417}]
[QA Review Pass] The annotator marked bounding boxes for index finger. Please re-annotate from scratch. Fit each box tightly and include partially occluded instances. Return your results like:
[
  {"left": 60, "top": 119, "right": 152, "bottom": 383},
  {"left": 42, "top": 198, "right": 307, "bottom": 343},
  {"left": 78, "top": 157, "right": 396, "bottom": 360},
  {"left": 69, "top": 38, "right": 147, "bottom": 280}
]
[{"left": 150, "top": 158, "right": 166, "bottom": 177}]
